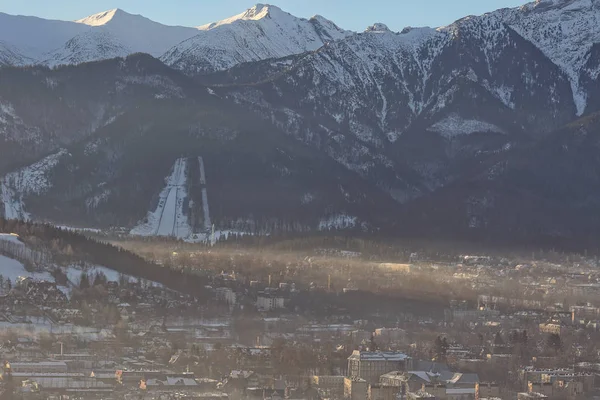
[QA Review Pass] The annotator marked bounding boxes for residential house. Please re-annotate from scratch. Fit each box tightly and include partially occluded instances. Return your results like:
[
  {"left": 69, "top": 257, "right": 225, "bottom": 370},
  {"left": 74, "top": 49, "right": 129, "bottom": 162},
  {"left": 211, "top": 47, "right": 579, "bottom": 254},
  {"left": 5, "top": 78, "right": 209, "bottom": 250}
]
[{"left": 257, "top": 292, "right": 286, "bottom": 312}]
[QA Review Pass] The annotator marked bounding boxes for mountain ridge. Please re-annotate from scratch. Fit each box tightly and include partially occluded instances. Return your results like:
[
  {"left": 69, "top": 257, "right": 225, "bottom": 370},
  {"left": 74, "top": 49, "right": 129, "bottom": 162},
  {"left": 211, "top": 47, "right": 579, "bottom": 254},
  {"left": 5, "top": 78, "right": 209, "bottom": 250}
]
[
  {"left": 161, "top": 4, "right": 352, "bottom": 75},
  {"left": 2, "top": 1, "right": 600, "bottom": 241},
  {"left": 0, "top": 4, "right": 353, "bottom": 69}
]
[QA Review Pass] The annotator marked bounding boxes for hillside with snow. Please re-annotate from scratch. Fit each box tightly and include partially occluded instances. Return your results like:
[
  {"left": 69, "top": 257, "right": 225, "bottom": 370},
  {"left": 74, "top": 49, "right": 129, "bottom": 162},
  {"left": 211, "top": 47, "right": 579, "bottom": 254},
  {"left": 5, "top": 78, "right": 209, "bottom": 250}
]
[
  {"left": 131, "top": 158, "right": 192, "bottom": 239},
  {"left": 0, "top": 4, "right": 351, "bottom": 70},
  {"left": 0, "top": 8, "right": 199, "bottom": 67},
  {"left": 3, "top": 1, "right": 600, "bottom": 241},
  {"left": 1, "top": 150, "right": 68, "bottom": 220},
  {"left": 73, "top": 9, "right": 199, "bottom": 58},
  {"left": 447, "top": 0, "right": 600, "bottom": 116},
  {"left": 0, "top": 231, "right": 160, "bottom": 299},
  {"left": 161, "top": 4, "right": 352, "bottom": 74}
]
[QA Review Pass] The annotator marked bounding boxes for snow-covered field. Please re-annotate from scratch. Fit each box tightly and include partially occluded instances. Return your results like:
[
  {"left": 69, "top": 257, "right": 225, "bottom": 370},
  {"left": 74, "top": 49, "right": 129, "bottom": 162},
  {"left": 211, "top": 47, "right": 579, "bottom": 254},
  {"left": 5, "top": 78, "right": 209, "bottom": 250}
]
[
  {"left": 61, "top": 264, "right": 158, "bottom": 286},
  {"left": 64, "top": 264, "right": 123, "bottom": 284},
  {"left": 131, "top": 158, "right": 192, "bottom": 238},
  {"left": 0, "top": 253, "right": 158, "bottom": 298},
  {"left": 0, "top": 254, "right": 53, "bottom": 282}
]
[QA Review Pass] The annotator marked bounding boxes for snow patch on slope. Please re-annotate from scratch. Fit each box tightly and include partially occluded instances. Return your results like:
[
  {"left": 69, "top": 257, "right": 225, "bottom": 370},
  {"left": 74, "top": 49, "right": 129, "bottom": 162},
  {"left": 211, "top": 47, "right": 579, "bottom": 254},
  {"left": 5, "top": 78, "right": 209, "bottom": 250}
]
[
  {"left": 319, "top": 214, "right": 357, "bottom": 231},
  {"left": 1, "top": 150, "right": 68, "bottom": 220},
  {"left": 428, "top": 114, "right": 505, "bottom": 138},
  {"left": 75, "top": 9, "right": 121, "bottom": 26},
  {"left": 0, "top": 41, "right": 32, "bottom": 66},
  {"left": 0, "top": 255, "right": 53, "bottom": 283},
  {"left": 43, "top": 30, "right": 131, "bottom": 67},
  {"left": 131, "top": 158, "right": 191, "bottom": 238},
  {"left": 506, "top": 0, "right": 600, "bottom": 115},
  {"left": 0, "top": 100, "right": 41, "bottom": 144},
  {"left": 162, "top": 4, "right": 352, "bottom": 74},
  {"left": 481, "top": 82, "right": 516, "bottom": 109}
]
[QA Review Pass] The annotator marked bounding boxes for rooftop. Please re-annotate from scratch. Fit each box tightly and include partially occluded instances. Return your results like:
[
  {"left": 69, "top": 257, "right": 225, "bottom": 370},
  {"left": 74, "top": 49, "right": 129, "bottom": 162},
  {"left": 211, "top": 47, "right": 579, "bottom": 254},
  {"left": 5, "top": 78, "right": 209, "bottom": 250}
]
[
  {"left": 349, "top": 350, "right": 410, "bottom": 361},
  {"left": 446, "top": 388, "right": 476, "bottom": 394},
  {"left": 11, "top": 361, "right": 68, "bottom": 367}
]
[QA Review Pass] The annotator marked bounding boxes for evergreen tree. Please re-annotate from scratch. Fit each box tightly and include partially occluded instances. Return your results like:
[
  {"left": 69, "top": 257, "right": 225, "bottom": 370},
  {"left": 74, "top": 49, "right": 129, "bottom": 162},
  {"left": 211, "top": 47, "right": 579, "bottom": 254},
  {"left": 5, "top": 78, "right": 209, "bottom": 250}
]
[
  {"left": 93, "top": 271, "right": 107, "bottom": 287},
  {"left": 494, "top": 332, "right": 505, "bottom": 346},
  {"left": 370, "top": 335, "right": 379, "bottom": 352},
  {"left": 79, "top": 272, "right": 90, "bottom": 290},
  {"left": 433, "top": 336, "right": 449, "bottom": 361},
  {"left": 546, "top": 333, "right": 562, "bottom": 355}
]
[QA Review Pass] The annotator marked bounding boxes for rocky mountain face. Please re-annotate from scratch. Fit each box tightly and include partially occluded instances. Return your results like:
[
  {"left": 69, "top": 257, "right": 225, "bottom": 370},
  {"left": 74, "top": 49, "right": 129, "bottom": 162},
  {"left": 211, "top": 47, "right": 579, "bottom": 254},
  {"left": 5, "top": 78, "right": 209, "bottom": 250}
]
[
  {"left": 0, "top": 4, "right": 350, "bottom": 72},
  {"left": 1, "top": 0, "right": 600, "bottom": 242},
  {"left": 0, "top": 55, "right": 192, "bottom": 172},
  {"left": 160, "top": 4, "right": 352, "bottom": 75},
  {"left": 0, "top": 55, "right": 396, "bottom": 237},
  {"left": 209, "top": 1, "right": 582, "bottom": 203},
  {"left": 0, "top": 9, "right": 203, "bottom": 66}
]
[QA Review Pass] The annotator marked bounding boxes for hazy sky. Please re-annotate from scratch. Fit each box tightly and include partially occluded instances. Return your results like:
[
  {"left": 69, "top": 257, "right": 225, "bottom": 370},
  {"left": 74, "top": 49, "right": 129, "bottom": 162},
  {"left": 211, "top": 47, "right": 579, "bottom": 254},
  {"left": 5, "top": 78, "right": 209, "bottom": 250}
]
[{"left": 0, "top": 0, "right": 529, "bottom": 31}]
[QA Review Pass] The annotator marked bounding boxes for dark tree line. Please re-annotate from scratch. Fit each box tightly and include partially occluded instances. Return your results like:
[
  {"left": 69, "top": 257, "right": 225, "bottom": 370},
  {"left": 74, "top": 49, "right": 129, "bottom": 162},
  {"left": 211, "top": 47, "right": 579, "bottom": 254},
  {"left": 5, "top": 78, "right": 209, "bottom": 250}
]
[{"left": 0, "top": 218, "right": 209, "bottom": 300}]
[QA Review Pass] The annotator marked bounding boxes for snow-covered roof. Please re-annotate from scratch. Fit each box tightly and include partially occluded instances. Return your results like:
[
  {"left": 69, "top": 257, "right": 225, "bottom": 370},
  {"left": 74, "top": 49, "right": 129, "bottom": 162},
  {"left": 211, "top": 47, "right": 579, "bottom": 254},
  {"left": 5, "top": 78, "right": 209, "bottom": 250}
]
[
  {"left": 348, "top": 351, "right": 410, "bottom": 361},
  {"left": 11, "top": 361, "right": 67, "bottom": 367},
  {"left": 0, "top": 233, "right": 23, "bottom": 245},
  {"left": 230, "top": 370, "right": 255, "bottom": 379}
]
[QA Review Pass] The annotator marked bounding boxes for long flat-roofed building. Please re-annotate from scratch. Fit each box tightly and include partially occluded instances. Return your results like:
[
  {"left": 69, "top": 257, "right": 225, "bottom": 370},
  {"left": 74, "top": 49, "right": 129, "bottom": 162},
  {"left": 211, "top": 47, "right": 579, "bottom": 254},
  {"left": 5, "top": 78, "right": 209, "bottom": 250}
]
[
  {"left": 347, "top": 351, "right": 412, "bottom": 384},
  {"left": 9, "top": 362, "right": 68, "bottom": 374}
]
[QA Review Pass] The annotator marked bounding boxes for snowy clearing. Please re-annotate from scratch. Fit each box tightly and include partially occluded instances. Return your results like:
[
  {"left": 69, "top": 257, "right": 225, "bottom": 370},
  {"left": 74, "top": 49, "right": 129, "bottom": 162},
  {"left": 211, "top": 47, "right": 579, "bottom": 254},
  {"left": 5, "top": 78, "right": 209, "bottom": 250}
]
[
  {"left": 61, "top": 264, "right": 158, "bottom": 287},
  {"left": 319, "top": 214, "right": 358, "bottom": 231},
  {"left": 131, "top": 158, "right": 192, "bottom": 238},
  {"left": 427, "top": 114, "right": 505, "bottom": 138},
  {"left": 0, "top": 254, "right": 53, "bottom": 283}
]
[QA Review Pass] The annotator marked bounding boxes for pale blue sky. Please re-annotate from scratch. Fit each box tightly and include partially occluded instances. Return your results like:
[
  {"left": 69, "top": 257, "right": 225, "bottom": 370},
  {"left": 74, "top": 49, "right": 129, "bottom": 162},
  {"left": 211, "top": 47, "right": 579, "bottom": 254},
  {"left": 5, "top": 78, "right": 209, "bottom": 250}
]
[{"left": 0, "top": 0, "right": 529, "bottom": 31}]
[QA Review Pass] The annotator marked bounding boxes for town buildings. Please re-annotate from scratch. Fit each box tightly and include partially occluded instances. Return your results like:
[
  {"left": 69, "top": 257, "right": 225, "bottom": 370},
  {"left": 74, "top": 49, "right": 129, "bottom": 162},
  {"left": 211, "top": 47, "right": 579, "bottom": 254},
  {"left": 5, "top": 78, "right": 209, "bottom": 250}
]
[{"left": 347, "top": 351, "right": 412, "bottom": 384}]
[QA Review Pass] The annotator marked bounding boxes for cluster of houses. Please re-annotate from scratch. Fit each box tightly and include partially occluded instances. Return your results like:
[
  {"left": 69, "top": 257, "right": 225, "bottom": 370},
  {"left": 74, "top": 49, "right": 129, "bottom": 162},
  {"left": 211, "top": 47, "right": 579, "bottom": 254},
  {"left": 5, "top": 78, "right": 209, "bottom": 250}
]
[{"left": 0, "top": 248, "right": 600, "bottom": 399}]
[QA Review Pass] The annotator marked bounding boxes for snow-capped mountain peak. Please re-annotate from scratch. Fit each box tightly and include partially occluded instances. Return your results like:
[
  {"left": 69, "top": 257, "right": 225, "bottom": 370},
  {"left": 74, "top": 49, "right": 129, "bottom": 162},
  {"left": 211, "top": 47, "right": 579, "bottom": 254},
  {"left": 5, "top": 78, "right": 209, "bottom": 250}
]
[
  {"left": 162, "top": 4, "right": 353, "bottom": 74},
  {"left": 198, "top": 4, "right": 284, "bottom": 30},
  {"left": 365, "top": 23, "right": 392, "bottom": 33},
  {"left": 76, "top": 8, "right": 129, "bottom": 26},
  {"left": 240, "top": 3, "right": 276, "bottom": 20},
  {"left": 68, "top": 9, "right": 200, "bottom": 59}
]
